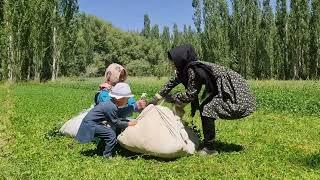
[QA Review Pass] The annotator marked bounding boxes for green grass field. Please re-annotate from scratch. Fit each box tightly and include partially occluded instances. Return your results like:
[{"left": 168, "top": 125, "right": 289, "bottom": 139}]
[{"left": 1, "top": 78, "right": 320, "bottom": 179}]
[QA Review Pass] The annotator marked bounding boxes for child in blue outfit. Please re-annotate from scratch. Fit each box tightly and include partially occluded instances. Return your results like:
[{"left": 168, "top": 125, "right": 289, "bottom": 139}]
[
  {"left": 76, "top": 83, "right": 139, "bottom": 158},
  {"left": 95, "top": 88, "right": 139, "bottom": 117},
  {"left": 95, "top": 63, "right": 145, "bottom": 116}
]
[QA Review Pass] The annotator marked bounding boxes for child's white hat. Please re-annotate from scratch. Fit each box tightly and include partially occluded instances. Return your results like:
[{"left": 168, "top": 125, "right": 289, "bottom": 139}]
[{"left": 109, "top": 83, "right": 134, "bottom": 99}]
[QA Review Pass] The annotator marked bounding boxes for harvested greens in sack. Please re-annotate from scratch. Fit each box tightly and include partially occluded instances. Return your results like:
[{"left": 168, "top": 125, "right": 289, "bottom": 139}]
[
  {"left": 59, "top": 107, "right": 93, "bottom": 137},
  {"left": 117, "top": 104, "right": 200, "bottom": 158}
]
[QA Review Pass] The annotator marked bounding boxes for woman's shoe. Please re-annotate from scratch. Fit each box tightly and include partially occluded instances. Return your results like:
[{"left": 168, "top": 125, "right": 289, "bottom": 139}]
[{"left": 198, "top": 147, "right": 218, "bottom": 155}]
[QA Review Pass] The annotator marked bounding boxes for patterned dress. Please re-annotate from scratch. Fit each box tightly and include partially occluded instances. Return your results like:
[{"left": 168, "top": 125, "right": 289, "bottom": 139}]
[{"left": 158, "top": 62, "right": 256, "bottom": 120}]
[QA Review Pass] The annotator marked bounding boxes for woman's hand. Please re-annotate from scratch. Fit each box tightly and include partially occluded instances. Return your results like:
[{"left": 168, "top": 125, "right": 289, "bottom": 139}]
[
  {"left": 128, "top": 121, "right": 138, "bottom": 126},
  {"left": 149, "top": 96, "right": 159, "bottom": 105},
  {"left": 148, "top": 93, "right": 163, "bottom": 105},
  {"left": 164, "top": 93, "right": 183, "bottom": 105},
  {"left": 136, "top": 99, "right": 147, "bottom": 110}
]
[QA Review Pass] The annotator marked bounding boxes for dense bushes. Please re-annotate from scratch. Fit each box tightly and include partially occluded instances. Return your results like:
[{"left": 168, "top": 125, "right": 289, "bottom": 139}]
[{"left": 76, "top": 15, "right": 169, "bottom": 78}]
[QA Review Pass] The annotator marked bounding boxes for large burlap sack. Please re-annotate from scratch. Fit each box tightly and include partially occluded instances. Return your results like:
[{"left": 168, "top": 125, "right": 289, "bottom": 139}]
[
  {"left": 59, "top": 106, "right": 93, "bottom": 137},
  {"left": 117, "top": 104, "right": 200, "bottom": 158}
]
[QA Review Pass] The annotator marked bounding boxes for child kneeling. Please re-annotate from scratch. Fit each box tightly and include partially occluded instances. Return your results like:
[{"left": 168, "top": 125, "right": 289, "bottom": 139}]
[{"left": 76, "top": 83, "right": 138, "bottom": 158}]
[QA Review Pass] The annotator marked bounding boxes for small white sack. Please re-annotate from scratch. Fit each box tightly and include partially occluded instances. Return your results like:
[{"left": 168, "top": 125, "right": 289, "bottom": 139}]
[
  {"left": 59, "top": 106, "right": 93, "bottom": 137},
  {"left": 117, "top": 104, "right": 200, "bottom": 158}
]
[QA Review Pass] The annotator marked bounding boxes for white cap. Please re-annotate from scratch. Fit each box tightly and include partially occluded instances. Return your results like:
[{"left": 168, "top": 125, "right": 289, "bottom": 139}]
[{"left": 109, "top": 83, "right": 134, "bottom": 99}]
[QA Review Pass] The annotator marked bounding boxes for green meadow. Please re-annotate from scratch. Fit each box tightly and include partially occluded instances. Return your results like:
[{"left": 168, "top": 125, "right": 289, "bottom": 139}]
[{"left": 0, "top": 78, "right": 320, "bottom": 179}]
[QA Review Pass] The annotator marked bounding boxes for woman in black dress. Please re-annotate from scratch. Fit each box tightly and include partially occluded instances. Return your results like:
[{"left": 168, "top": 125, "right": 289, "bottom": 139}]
[{"left": 150, "top": 44, "right": 256, "bottom": 154}]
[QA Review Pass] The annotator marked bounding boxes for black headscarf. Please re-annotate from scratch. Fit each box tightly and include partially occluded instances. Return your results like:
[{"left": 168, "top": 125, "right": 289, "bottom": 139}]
[
  {"left": 168, "top": 44, "right": 218, "bottom": 117},
  {"left": 168, "top": 44, "right": 197, "bottom": 84}
]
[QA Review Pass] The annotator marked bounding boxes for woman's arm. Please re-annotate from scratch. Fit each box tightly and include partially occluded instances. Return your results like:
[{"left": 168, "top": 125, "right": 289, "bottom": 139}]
[
  {"left": 158, "top": 71, "right": 181, "bottom": 96},
  {"left": 168, "top": 68, "right": 201, "bottom": 104},
  {"left": 149, "top": 71, "right": 181, "bottom": 105}
]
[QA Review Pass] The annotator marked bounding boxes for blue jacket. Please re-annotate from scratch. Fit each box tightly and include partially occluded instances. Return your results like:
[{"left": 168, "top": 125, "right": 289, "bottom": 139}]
[
  {"left": 95, "top": 89, "right": 137, "bottom": 117},
  {"left": 96, "top": 89, "right": 136, "bottom": 106},
  {"left": 76, "top": 100, "right": 132, "bottom": 144}
]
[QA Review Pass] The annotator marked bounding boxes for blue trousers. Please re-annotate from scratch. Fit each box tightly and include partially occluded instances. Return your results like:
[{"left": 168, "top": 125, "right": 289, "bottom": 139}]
[{"left": 94, "top": 124, "right": 117, "bottom": 157}]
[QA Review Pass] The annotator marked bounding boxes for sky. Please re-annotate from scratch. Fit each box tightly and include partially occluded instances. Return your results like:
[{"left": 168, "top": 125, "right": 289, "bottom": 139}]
[
  {"left": 78, "top": 0, "right": 277, "bottom": 32},
  {"left": 78, "top": 0, "right": 195, "bottom": 32}
]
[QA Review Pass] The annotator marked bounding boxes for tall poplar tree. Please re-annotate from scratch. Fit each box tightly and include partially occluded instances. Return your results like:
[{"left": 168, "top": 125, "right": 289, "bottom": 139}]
[
  {"left": 202, "top": 0, "right": 229, "bottom": 65},
  {"left": 288, "top": 0, "right": 310, "bottom": 79},
  {"left": 309, "top": 0, "right": 320, "bottom": 78},
  {"left": 172, "top": 23, "right": 181, "bottom": 47},
  {"left": 142, "top": 14, "right": 150, "bottom": 38},
  {"left": 150, "top": 24, "right": 159, "bottom": 39},
  {"left": 256, "top": 0, "right": 274, "bottom": 79},
  {"left": 230, "top": 0, "right": 259, "bottom": 78},
  {"left": 274, "top": 0, "right": 288, "bottom": 79},
  {"left": 161, "top": 26, "right": 171, "bottom": 51}
]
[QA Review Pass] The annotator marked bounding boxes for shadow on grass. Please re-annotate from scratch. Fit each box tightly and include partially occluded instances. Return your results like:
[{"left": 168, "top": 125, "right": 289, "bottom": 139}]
[
  {"left": 116, "top": 146, "right": 179, "bottom": 162},
  {"left": 302, "top": 153, "right": 320, "bottom": 169},
  {"left": 290, "top": 152, "right": 320, "bottom": 170},
  {"left": 213, "top": 141, "right": 244, "bottom": 153},
  {"left": 80, "top": 144, "right": 178, "bottom": 162},
  {"left": 80, "top": 141, "right": 244, "bottom": 162},
  {"left": 81, "top": 149, "right": 98, "bottom": 157}
]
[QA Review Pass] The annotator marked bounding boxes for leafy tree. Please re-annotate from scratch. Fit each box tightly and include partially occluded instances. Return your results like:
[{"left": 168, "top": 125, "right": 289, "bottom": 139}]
[
  {"left": 126, "top": 59, "right": 152, "bottom": 76},
  {"left": 142, "top": 14, "right": 150, "bottom": 38},
  {"left": 56, "top": 0, "right": 79, "bottom": 78},
  {"left": 2, "top": 0, "right": 320, "bottom": 81},
  {"left": 230, "top": 0, "right": 259, "bottom": 78},
  {"left": 161, "top": 26, "right": 171, "bottom": 52},
  {"left": 309, "top": 0, "right": 320, "bottom": 79},
  {"left": 202, "top": 0, "right": 230, "bottom": 66},
  {"left": 274, "top": 0, "right": 288, "bottom": 79},
  {"left": 172, "top": 23, "right": 181, "bottom": 47},
  {"left": 0, "top": 0, "right": 5, "bottom": 80},
  {"left": 150, "top": 24, "right": 159, "bottom": 39},
  {"left": 256, "top": 0, "right": 275, "bottom": 79},
  {"left": 288, "top": 0, "right": 310, "bottom": 79},
  {"left": 192, "top": 0, "right": 202, "bottom": 33}
]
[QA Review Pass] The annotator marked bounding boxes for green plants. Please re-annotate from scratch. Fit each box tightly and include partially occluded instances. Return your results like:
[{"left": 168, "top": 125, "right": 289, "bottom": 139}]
[{"left": 1, "top": 79, "right": 320, "bottom": 179}]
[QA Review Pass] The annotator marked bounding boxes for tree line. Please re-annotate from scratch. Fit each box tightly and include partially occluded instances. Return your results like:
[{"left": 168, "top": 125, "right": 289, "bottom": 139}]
[
  {"left": 0, "top": 0, "right": 319, "bottom": 81},
  {"left": 0, "top": 0, "right": 78, "bottom": 81},
  {"left": 190, "top": 0, "right": 320, "bottom": 79}
]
